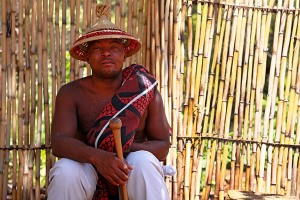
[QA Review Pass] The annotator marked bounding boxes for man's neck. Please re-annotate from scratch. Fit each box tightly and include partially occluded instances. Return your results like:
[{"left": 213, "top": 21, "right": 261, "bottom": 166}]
[{"left": 90, "top": 73, "right": 123, "bottom": 92}]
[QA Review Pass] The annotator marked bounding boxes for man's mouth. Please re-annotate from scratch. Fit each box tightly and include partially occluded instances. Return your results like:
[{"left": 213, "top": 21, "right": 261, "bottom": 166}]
[{"left": 101, "top": 59, "right": 114, "bottom": 64}]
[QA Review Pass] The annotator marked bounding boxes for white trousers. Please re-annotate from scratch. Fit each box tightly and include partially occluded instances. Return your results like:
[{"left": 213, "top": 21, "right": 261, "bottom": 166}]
[{"left": 47, "top": 150, "right": 170, "bottom": 200}]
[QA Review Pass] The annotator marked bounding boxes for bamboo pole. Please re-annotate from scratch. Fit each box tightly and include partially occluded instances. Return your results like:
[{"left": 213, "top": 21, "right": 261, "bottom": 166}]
[
  {"left": 233, "top": 0, "right": 248, "bottom": 190},
  {"left": 6, "top": 2, "right": 17, "bottom": 200},
  {"left": 279, "top": 1, "right": 294, "bottom": 195},
  {"left": 183, "top": 1, "right": 193, "bottom": 199},
  {"left": 115, "top": 0, "right": 121, "bottom": 27},
  {"left": 144, "top": 0, "right": 151, "bottom": 70},
  {"left": 24, "top": 0, "right": 33, "bottom": 198},
  {"left": 168, "top": 0, "right": 180, "bottom": 198},
  {"left": 269, "top": 0, "right": 283, "bottom": 194},
  {"left": 262, "top": 0, "right": 276, "bottom": 193},
  {"left": 0, "top": 0, "right": 7, "bottom": 199},
  {"left": 36, "top": 0, "right": 44, "bottom": 199},
  {"left": 55, "top": 0, "right": 61, "bottom": 90},
  {"left": 274, "top": 0, "right": 287, "bottom": 194},
  {"left": 136, "top": 0, "right": 144, "bottom": 64},
  {"left": 239, "top": 0, "right": 254, "bottom": 191},
  {"left": 18, "top": 0, "right": 29, "bottom": 198},
  {"left": 291, "top": 2, "right": 300, "bottom": 196},
  {"left": 190, "top": 1, "right": 203, "bottom": 200},
  {"left": 70, "top": 0, "right": 76, "bottom": 81},
  {"left": 154, "top": 0, "right": 161, "bottom": 85},
  {"left": 256, "top": 0, "right": 267, "bottom": 192},
  {"left": 61, "top": 0, "right": 67, "bottom": 84},
  {"left": 247, "top": 0, "right": 258, "bottom": 191},
  {"left": 82, "top": 1, "right": 90, "bottom": 75},
  {"left": 76, "top": 0, "right": 82, "bottom": 79},
  {"left": 29, "top": 0, "right": 38, "bottom": 198},
  {"left": 150, "top": 0, "right": 156, "bottom": 75}
]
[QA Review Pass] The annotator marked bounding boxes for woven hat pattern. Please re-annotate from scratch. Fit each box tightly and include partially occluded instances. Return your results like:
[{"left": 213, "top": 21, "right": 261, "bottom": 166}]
[{"left": 70, "top": 4, "right": 141, "bottom": 61}]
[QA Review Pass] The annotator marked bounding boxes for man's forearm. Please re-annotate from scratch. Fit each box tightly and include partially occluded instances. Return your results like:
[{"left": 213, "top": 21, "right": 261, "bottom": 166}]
[{"left": 51, "top": 135, "right": 100, "bottom": 165}]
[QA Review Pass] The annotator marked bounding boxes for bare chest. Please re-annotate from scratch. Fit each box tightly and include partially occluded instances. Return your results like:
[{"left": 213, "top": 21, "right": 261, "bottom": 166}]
[{"left": 76, "top": 94, "right": 147, "bottom": 138}]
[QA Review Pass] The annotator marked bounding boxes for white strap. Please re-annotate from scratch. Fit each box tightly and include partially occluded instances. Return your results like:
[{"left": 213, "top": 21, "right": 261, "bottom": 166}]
[{"left": 94, "top": 81, "right": 158, "bottom": 148}]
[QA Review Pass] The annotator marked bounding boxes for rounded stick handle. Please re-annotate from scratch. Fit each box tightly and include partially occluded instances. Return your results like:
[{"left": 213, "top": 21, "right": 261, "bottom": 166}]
[
  {"left": 109, "top": 118, "right": 128, "bottom": 200},
  {"left": 110, "top": 118, "right": 124, "bottom": 160}
]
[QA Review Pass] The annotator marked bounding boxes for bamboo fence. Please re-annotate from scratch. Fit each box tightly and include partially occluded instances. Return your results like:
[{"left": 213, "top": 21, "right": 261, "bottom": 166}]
[{"left": 0, "top": 0, "right": 299, "bottom": 199}]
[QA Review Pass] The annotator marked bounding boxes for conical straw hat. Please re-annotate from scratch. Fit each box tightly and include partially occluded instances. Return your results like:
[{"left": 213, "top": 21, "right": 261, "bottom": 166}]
[{"left": 70, "top": 4, "right": 141, "bottom": 61}]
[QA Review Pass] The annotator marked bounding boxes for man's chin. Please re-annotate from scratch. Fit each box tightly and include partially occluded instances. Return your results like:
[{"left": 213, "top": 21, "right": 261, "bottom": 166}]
[{"left": 98, "top": 70, "right": 121, "bottom": 79}]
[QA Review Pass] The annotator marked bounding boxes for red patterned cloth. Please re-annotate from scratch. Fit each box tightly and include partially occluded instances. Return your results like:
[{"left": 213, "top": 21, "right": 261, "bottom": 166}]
[{"left": 86, "top": 64, "right": 158, "bottom": 200}]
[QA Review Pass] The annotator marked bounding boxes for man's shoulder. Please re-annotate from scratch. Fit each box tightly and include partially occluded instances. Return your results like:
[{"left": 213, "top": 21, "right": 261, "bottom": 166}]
[{"left": 57, "top": 76, "right": 91, "bottom": 95}]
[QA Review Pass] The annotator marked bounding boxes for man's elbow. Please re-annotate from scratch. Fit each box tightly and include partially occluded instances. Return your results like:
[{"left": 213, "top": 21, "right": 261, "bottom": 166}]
[
  {"left": 159, "top": 142, "right": 170, "bottom": 161},
  {"left": 50, "top": 137, "right": 63, "bottom": 158}
]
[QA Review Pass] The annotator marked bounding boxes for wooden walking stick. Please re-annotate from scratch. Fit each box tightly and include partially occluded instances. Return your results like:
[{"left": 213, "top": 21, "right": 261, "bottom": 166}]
[{"left": 109, "top": 117, "right": 128, "bottom": 200}]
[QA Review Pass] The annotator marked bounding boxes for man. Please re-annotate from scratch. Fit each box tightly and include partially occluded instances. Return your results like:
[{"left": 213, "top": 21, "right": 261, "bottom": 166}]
[{"left": 47, "top": 4, "right": 173, "bottom": 200}]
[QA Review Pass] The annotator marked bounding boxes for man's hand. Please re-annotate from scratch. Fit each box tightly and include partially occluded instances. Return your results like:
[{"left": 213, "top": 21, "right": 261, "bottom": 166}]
[{"left": 92, "top": 150, "right": 133, "bottom": 186}]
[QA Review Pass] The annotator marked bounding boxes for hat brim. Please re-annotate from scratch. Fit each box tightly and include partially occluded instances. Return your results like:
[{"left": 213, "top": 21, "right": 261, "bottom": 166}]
[{"left": 70, "top": 29, "right": 141, "bottom": 61}]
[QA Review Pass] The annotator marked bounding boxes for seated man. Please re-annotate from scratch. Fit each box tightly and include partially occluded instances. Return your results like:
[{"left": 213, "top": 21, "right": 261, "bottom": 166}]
[{"left": 47, "top": 4, "right": 173, "bottom": 200}]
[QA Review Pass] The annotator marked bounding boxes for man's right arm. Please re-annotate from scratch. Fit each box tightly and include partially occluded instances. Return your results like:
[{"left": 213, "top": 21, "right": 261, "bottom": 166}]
[
  {"left": 51, "top": 84, "right": 131, "bottom": 186},
  {"left": 51, "top": 84, "right": 96, "bottom": 162}
]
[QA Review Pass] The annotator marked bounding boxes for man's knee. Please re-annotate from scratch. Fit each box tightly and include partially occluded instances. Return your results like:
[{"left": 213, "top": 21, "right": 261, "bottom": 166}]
[
  {"left": 126, "top": 151, "right": 170, "bottom": 200},
  {"left": 50, "top": 159, "right": 89, "bottom": 183},
  {"left": 126, "top": 150, "right": 164, "bottom": 177},
  {"left": 48, "top": 158, "right": 97, "bottom": 200}
]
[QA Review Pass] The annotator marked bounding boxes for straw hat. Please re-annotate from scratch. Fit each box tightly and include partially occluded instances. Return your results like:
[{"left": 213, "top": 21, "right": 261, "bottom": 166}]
[{"left": 69, "top": 4, "right": 141, "bottom": 61}]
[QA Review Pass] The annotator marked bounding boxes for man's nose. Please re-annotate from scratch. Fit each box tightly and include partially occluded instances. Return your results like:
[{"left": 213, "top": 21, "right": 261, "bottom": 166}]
[{"left": 101, "top": 49, "right": 111, "bottom": 57}]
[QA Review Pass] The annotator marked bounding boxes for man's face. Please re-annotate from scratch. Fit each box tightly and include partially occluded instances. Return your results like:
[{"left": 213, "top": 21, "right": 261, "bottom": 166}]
[{"left": 87, "top": 38, "right": 126, "bottom": 78}]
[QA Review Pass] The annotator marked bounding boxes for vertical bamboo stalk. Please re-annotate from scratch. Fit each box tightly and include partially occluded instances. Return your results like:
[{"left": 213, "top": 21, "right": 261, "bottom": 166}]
[
  {"left": 45, "top": 1, "right": 57, "bottom": 195},
  {"left": 268, "top": 0, "right": 283, "bottom": 194},
  {"left": 274, "top": 0, "right": 287, "bottom": 194},
  {"left": 216, "top": 0, "right": 234, "bottom": 198},
  {"left": 49, "top": 0, "right": 56, "bottom": 113},
  {"left": 144, "top": 0, "right": 151, "bottom": 70},
  {"left": 8, "top": 0, "right": 21, "bottom": 199},
  {"left": 18, "top": 0, "right": 29, "bottom": 198},
  {"left": 81, "top": 0, "right": 90, "bottom": 76},
  {"left": 120, "top": 0, "right": 126, "bottom": 32},
  {"left": 125, "top": 0, "right": 134, "bottom": 64},
  {"left": 61, "top": 0, "right": 67, "bottom": 83},
  {"left": 247, "top": 0, "right": 258, "bottom": 191},
  {"left": 190, "top": 1, "right": 203, "bottom": 198},
  {"left": 0, "top": 1, "right": 8, "bottom": 199},
  {"left": 168, "top": 0, "right": 179, "bottom": 198},
  {"left": 24, "top": 0, "right": 33, "bottom": 198},
  {"left": 36, "top": 0, "right": 43, "bottom": 199},
  {"left": 136, "top": 0, "right": 144, "bottom": 64},
  {"left": 154, "top": 0, "right": 161, "bottom": 85},
  {"left": 256, "top": 0, "right": 269, "bottom": 192},
  {"left": 115, "top": 0, "right": 121, "bottom": 27},
  {"left": 291, "top": 3, "right": 300, "bottom": 195},
  {"left": 233, "top": 0, "right": 248, "bottom": 190},
  {"left": 150, "top": 0, "right": 156, "bottom": 75},
  {"left": 260, "top": 0, "right": 276, "bottom": 193},
  {"left": 70, "top": 0, "right": 75, "bottom": 81},
  {"left": 55, "top": 0, "right": 61, "bottom": 89},
  {"left": 29, "top": 0, "right": 38, "bottom": 198},
  {"left": 76, "top": 0, "right": 81, "bottom": 79}
]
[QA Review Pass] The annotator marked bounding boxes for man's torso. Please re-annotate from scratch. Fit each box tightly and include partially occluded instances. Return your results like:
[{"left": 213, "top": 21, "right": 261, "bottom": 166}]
[{"left": 69, "top": 76, "right": 148, "bottom": 143}]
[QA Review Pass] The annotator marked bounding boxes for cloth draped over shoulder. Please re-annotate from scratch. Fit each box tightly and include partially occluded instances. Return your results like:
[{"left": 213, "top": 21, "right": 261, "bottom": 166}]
[{"left": 86, "top": 64, "right": 158, "bottom": 200}]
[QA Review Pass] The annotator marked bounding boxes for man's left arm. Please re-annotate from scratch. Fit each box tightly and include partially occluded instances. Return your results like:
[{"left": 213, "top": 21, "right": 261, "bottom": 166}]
[{"left": 130, "top": 90, "right": 171, "bottom": 161}]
